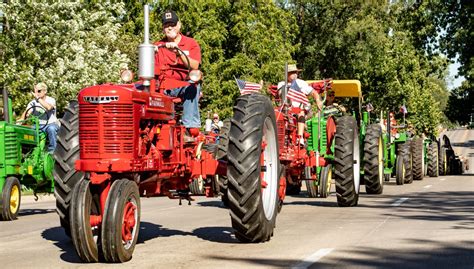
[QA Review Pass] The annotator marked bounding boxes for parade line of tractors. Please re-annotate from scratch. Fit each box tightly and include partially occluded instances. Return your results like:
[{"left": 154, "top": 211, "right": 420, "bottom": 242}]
[{"left": 0, "top": 5, "right": 467, "bottom": 263}]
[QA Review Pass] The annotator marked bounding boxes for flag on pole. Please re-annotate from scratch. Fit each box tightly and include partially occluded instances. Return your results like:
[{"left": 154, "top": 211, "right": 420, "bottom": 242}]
[
  {"left": 287, "top": 81, "right": 310, "bottom": 106},
  {"left": 400, "top": 105, "right": 408, "bottom": 114},
  {"left": 235, "top": 78, "right": 262, "bottom": 95},
  {"left": 366, "top": 103, "right": 374, "bottom": 112}
]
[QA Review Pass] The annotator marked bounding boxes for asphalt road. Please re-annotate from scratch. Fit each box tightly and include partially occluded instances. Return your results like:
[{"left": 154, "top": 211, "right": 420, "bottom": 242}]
[{"left": 0, "top": 130, "right": 472, "bottom": 269}]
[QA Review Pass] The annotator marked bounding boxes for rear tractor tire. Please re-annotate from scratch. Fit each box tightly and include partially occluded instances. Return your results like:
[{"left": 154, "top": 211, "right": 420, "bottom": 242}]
[
  {"left": 334, "top": 116, "right": 360, "bottom": 207},
  {"left": 411, "top": 138, "right": 424, "bottom": 180},
  {"left": 227, "top": 94, "right": 280, "bottom": 242},
  {"left": 399, "top": 142, "right": 413, "bottom": 184},
  {"left": 216, "top": 119, "right": 231, "bottom": 206},
  {"left": 438, "top": 144, "right": 447, "bottom": 176},
  {"left": 427, "top": 142, "right": 439, "bottom": 177},
  {"left": 363, "top": 124, "right": 384, "bottom": 194},
  {"left": 53, "top": 101, "right": 84, "bottom": 237}
]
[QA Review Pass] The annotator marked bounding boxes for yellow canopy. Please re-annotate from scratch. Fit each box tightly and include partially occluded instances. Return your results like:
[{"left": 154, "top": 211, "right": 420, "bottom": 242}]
[{"left": 306, "top": 79, "right": 361, "bottom": 98}]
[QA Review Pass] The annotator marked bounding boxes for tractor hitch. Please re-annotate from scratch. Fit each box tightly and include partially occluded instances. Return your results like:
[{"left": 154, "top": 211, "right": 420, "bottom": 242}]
[{"left": 169, "top": 190, "right": 195, "bottom": 205}]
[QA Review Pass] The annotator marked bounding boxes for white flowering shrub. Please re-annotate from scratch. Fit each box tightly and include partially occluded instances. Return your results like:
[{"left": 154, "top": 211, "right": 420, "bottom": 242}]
[{"left": 0, "top": 2, "right": 130, "bottom": 114}]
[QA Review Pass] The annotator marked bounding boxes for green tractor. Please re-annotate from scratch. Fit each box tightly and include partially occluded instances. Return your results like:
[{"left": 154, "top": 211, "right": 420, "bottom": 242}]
[
  {"left": 305, "top": 80, "right": 384, "bottom": 198},
  {"left": 0, "top": 87, "right": 55, "bottom": 220},
  {"left": 380, "top": 111, "right": 413, "bottom": 185},
  {"left": 422, "top": 137, "right": 439, "bottom": 178}
]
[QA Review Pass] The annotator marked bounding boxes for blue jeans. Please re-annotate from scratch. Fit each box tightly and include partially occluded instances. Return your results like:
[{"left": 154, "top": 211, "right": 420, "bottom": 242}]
[
  {"left": 166, "top": 82, "right": 201, "bottom": 128},
  {"left": 40, "top": 123, "right": 59, "bottom": 153}
]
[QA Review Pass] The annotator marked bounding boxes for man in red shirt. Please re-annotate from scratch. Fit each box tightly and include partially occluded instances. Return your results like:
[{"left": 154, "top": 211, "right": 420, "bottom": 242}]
[{"left": 155, "top": 10, "right": 201, "bottom": 142}]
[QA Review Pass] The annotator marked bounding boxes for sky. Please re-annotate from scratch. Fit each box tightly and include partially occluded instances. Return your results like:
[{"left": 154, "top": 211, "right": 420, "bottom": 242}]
[{"left": 447, "top": 61, "right": 465, "bottom": 90}]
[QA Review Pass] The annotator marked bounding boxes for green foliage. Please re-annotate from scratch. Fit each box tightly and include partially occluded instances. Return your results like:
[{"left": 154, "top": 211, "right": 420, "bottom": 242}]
[
  {"left": 0, "top": 2, "right": 130, "bottom": 114},
  {"left": 1, "top": 0, "right": 466, "bottom": 135},
  {"left": 445, "top": 83, "right": 473, "bottom": 125},
  {"left": 283, "top": 1, "right": 450, "bottom": 136}
]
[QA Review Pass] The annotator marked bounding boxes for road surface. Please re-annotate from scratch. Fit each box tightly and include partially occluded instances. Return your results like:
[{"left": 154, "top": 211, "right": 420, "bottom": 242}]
[{"left": 0, "top": 130, "right": 472, "bottom": 268}]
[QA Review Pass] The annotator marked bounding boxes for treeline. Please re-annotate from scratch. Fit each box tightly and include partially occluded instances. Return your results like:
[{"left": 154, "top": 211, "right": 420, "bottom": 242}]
[{"left": 1, "top": 1, "right": 472, "bottom": 134}]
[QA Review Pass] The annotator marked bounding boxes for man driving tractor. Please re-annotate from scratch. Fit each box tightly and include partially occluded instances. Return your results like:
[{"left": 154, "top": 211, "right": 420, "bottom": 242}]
[
  {"left": 278, "top": 64, "right": 323, "bottom": 146},
  {"left": 154, "top": 10, "right": 202, "bottom": 142}
]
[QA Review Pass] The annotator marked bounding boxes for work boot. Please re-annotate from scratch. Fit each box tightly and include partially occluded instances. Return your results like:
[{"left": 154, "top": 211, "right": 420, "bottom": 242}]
[{"left": 184, "top": 133, "right": 196, "bottom": 143}]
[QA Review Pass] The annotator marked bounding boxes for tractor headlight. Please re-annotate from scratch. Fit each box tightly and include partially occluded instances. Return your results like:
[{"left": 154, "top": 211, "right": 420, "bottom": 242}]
[
  {"left": 189, "top": 70, "right": 203, "bottom": 83},
  {"left": 120, "top": 69, "right": 134, "bottom": 83}
]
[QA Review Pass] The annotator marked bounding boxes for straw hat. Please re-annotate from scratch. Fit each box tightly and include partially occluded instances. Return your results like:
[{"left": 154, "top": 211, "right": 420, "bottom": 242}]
[{"left": 287, "top": 64, "right": 302, "bottom": 73}]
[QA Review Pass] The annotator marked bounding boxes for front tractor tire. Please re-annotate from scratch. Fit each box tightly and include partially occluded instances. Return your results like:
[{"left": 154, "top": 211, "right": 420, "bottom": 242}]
[
  {"left": 334, "top": 116, "right": 360, "bottom": 207},
  {"left": 395, "top": 154, "right": 406, "bottom": 185},
  {"left": 102, "top": 179, "right": 141, "bottom": 263},
  {"left": 227, "top": 94, "right": 280, "bottom": 242},
  {"left": 70, "top": 180, "right": 101, "bottom": 263},
  {"left": 319, "top": 164, "right": 332, "bottom": 198},
  {"left": 216, "top": 119, "right": 231, "bottom": 206},
  {"left": 363, "top": 124, "right": 384, "bottom": 194},
  {"left": 0, "top": 176, "right": 21, "bottom": 221},
  {"left": 53, "top": 101, "right": 84, "bottom": 236}
]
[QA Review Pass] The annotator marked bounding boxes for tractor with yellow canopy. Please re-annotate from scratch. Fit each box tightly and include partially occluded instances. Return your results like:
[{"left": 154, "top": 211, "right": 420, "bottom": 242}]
[{"left": 304, "top": 79, "right": 384, "bottom": 203}]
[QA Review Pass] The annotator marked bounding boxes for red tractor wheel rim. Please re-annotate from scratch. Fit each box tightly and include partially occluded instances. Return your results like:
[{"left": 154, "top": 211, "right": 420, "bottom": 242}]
[{"left": 122, "top": 200, "right": 137, "bottom": 247}]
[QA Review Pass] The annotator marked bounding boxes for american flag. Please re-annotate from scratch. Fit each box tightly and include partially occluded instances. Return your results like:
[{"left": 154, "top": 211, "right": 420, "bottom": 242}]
[
  {"left": 286, "top": 81, "right": 309, "bottom": 106},
  {"left": 235, "top": 78, "right": 262, "bottom": 95},
  {"left": 400, "top": 105, "right": 408, "bottom": 114}
]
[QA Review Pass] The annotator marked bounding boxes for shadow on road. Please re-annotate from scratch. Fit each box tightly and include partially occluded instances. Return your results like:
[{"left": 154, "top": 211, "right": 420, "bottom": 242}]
[
  {"left": 285, "top": 199, "right": 338, "bottom": 207},
  {"left": 137, "top": 221, "right": 193, "bottom": 244},
  {"left": 41, "top": 227, "right": 82, "bottom": 263},
  {"left": 196, "top": 200, "right": 227, "bottom": 209},
  {"left": 19, "top": 208, "right": 56, "bottom": 216},
  {"left": 204, "top": 239, "right": 474, "bottom": 268},
  {"left": 42, "top": 222, "right": 194, "bottom": 263},
  {"left": 192, "top": 226, "right": 239, "bottom": 243}
]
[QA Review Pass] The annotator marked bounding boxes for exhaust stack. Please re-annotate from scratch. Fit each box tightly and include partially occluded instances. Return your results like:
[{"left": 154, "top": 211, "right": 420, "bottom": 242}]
[
  {"left": 138, "top": 4, "right": 155, "bottom": 87},
  {"left": 1, "top": 86, "right": 10, "bottom": 123}
]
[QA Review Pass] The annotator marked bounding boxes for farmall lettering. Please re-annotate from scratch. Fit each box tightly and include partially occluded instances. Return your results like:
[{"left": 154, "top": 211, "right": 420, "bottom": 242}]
[{"left": 149, "top": 97, "right": 164, "bottom": 107}]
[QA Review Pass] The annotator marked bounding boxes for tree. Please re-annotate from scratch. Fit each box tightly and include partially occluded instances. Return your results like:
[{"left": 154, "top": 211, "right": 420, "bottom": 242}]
[
  {"left": 145, "top": 0, "right": 297, "bottom": 118},
  {"left": 0, "top": 2, "right": 130, "bottom": 113}
]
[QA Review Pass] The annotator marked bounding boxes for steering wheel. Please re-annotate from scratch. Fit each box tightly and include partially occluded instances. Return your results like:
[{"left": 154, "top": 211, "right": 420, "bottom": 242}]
[
  {"left": 156, "top": 44, "right": 192, "bottom": 74},
  {"left": 18, "top": 105, "right": 50, "bottom": 131}
]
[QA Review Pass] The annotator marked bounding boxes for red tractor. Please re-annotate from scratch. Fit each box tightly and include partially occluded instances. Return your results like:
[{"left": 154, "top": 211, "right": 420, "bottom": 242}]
[
  {"left": 266, "top": 74, "right": 360, "bottom": 206},
  {"left": 53, "top": 6, "right": 282, "bottom": 263}
]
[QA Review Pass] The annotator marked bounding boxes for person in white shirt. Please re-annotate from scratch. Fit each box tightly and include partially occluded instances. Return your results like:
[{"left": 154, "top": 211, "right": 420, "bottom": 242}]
[
  {"left": 278, "top": 64, "right": 322, "bottom": 146},
  {"left": 211, "top": 113, "right": 223, "bottom": 134},
  {"left": 18, "top": 82, "right": 59, "bottom": 153}
]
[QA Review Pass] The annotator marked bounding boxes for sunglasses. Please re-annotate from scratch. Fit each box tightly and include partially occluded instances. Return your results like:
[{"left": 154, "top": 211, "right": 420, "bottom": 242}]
[{"left": 163, "top": 22, "right": 177, "bottom": 28}]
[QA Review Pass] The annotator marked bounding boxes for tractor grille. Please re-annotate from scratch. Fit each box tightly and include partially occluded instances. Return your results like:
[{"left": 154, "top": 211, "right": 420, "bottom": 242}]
[
  {"left": 277, "top": 119, "right": 286, "bottom": 152},
  {"left": 80, "top": 103, "right": 134, "bottom": 155},
  {"left": 307, "top": 120, "right": 314, "bottom": 151},
  {"left": 4, "top": 131, "right": 18, "bottom": 160}
]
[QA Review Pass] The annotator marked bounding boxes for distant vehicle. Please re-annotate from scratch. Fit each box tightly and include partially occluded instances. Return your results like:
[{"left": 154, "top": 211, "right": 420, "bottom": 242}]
[{"left": 469, "top": 113, "right": 474, "bottom": 129}]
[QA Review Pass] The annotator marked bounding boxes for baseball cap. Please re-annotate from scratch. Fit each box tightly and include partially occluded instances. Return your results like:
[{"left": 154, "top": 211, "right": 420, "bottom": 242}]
[{"left": 162, "top": 10, "right": 179, "bottom": 25}]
